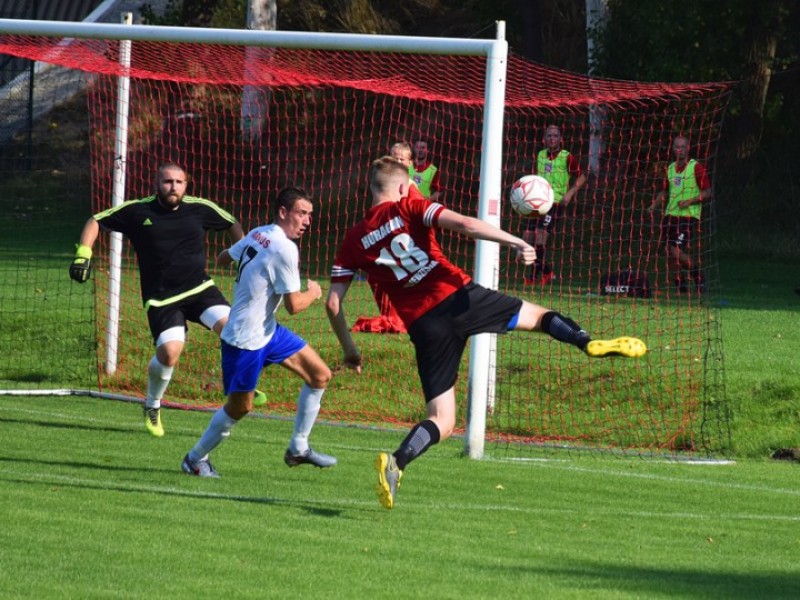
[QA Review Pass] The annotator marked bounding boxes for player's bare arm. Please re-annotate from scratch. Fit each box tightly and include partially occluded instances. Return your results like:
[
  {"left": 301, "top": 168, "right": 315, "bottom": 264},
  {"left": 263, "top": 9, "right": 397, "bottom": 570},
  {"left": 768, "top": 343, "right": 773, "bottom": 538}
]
[
  {"left": 284, "top": 278, "right": 322, "bottom": 315},
  {"left": 679, "top": 187, "right": 712, "bottom": 209},
  {"left": 78, "top": 217, "right": 101, "bottom": 248},
  {"left": 216, "top": 249, "right": 234, "bottom": 267},
  {"left": 227, "top": 221, "right": 244, "bottom": 243},
  {"left": 437, "top": 209, "right": 536, "bottom": 265},
  {"left": 325, "top": 281, "right": 362, "bottom": 373},
  {"left": 648, "top": 190, "right": 665, "bottom": 214},
  {"left": 562, "top": 172, "right": 587, "bottom": 206}
]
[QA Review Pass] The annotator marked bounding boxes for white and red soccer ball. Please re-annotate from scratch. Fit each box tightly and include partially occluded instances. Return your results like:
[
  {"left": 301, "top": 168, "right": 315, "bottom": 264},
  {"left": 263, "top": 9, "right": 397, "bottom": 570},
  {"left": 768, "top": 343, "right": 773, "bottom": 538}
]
[{"left": 509, "top": 174, "right": 554, "bottom": 217}]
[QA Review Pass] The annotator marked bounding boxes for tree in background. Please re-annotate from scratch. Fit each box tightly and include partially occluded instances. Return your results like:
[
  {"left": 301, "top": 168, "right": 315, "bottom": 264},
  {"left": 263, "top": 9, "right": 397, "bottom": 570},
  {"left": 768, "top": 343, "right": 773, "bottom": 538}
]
[
  {"left": 593, "top": 0, "right": 798, "bottom": 157},
  {"left": 144, "top": 0, "right": 583, "bottom": 66},
  {"left": 141, "top": 0, "right": 799, "bottom": 257},
  {"left": 591, "top": 0, "right": 799, "bottom": 253}
]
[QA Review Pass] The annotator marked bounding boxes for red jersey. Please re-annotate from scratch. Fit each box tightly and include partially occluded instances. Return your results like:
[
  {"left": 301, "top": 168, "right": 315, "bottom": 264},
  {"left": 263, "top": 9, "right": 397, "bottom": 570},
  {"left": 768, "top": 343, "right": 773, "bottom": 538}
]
[{"left": 331, "top": 197, "right": 471, "bottom": 327}]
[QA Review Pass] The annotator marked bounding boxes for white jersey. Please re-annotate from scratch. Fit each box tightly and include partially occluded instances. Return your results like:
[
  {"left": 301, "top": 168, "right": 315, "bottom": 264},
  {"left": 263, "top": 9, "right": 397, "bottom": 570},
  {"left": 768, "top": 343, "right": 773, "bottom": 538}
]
[{"left": 220, "top": 224, "right": 301, "bottom": 350}]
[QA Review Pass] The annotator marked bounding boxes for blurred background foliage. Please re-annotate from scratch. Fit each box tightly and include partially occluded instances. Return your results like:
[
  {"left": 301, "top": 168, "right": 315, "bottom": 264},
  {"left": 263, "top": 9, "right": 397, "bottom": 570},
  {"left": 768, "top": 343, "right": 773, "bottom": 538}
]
[{"left": 142, "top": 0, "right": 800, "bottom": 260}]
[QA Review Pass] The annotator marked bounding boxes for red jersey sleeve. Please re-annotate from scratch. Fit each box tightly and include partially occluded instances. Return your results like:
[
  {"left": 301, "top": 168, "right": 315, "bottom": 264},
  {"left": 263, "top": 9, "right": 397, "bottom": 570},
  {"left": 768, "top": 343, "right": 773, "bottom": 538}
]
[
  {"left": 429, "top": 169, "right": 441, "bottom": 194},
  {"left": 566, "top": 152, "right": 582, "bottom": 177},
  {"left": 694, "top": 162, "right": 711, "bottom": 190}
]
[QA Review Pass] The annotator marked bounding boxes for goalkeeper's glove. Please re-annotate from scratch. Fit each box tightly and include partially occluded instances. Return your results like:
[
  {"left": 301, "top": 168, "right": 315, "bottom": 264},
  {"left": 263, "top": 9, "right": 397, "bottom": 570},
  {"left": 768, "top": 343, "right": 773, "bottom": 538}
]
[{"left": 69, "top": 244, "right": 93, "bottom": 283}]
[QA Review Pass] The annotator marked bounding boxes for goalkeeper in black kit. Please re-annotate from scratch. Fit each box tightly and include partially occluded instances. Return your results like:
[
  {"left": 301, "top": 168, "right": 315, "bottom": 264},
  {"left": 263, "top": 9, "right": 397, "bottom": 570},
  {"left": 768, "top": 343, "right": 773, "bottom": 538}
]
[{"left": 69, "top": 162, "right": 244, "bottom": 437}]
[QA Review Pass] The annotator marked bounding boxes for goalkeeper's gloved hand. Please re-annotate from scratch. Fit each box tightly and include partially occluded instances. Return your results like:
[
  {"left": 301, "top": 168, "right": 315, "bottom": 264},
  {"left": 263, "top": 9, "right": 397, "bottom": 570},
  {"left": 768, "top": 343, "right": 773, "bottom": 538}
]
[{"left": 69, "top": 244, "right": 93, "bottom": 283}]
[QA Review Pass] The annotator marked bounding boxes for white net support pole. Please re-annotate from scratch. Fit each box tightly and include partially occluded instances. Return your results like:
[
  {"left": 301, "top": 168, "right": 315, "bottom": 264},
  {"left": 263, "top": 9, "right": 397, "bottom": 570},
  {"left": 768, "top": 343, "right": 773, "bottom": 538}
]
[
  {"left": 104, "top": 12, "right": 132, "bottom": 375},
  {"left": 466, "top": 21, "right": 508, "bottom": 460}
]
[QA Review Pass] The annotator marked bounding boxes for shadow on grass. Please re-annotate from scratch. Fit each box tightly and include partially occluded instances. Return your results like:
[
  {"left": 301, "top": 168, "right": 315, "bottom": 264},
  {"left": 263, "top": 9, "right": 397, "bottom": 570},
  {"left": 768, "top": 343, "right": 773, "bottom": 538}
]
[
  {"left": 718, "top": 258, "right": 800, "bottom": 312},
  {"left": 0, "top": 415, "right": 136, "bottom": 435},
  {"left": 473, "top": 560, "right": 800, "bottom": 599},
  {"left": 0, "top": 454, "right": 175, "bottom": 475},
  {"left": 0, "top": 468, "right": 352, "bottom": 518},
  {"left": 0, "top": 414, "right": 215, "bottom": 441}
]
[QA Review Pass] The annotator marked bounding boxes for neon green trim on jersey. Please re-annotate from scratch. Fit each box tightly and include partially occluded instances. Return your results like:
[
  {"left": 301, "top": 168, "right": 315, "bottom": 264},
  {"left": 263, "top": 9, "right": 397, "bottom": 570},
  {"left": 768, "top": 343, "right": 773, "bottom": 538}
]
[
  {"left": 181, "top": 196, "right": 236, "bottom": 223},
  {"left": 92, "top": 196, "right": 154, "bottom": 220},
  {"left": 93, "top": 195, "right": 236, "bottom": 224},
  {"left": 144, "top": 279, "right": 216, "bottom": 309}
]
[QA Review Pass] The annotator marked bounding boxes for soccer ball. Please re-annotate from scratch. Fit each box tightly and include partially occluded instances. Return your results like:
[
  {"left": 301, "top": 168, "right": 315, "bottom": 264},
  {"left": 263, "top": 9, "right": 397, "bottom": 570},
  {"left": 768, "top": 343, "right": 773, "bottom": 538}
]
[{"left": 509, "top": 175, "right": 554, "bottom": 217}]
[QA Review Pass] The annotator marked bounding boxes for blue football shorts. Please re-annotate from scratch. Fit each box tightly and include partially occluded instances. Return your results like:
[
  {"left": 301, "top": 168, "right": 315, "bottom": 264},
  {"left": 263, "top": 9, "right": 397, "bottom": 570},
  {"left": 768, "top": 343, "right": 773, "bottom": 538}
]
[{"left": 220, "top": 324, "right": 307, "bottom": 395}]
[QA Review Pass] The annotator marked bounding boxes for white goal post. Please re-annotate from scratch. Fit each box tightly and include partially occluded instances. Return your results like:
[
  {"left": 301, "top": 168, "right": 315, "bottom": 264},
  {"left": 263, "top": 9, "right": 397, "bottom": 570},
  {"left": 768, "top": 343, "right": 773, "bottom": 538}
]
[{"left": 0, "top": 17, "right": 509, "bottom": 459}]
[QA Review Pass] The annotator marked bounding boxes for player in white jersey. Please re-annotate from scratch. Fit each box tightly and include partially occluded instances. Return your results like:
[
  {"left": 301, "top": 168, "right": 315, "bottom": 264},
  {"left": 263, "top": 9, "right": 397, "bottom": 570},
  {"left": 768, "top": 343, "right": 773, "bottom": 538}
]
[{"left": 182, "top": 187, "right": 336, "bottom": 477}]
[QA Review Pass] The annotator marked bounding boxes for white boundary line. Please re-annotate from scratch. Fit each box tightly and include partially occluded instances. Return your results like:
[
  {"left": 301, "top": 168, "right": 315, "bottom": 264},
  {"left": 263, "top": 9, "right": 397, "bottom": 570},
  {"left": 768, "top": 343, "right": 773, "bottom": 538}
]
[
  {"left": 1, "top": 470, "right": 798, "bottom": 521},
  {"left": 2, "top": 403, "right": 796, "bottom": 499},
  {"left": 0, "top": 395, "right": 741, "bottom": 462}
]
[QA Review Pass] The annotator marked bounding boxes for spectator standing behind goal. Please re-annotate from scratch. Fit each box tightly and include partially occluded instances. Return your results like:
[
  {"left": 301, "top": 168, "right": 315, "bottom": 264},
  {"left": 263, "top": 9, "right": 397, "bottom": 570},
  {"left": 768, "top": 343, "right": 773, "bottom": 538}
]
[
  {"left": 182, "top": 187, "right": 336, "bottom": 477},
  {"left": 410, "top": 138, "right": 441, "bottom": 201},
  {"left": 522, "top": 124, "right": 587, "bottom": 285},
  {"left": 325, "top": 157, "right": 647, "bottom": 509},
  {"left": 390, "top": 141, "right": 414, "bottom": 184},
  {"left": 69, "top": 162, "right": 244, "bottom": 438},
  {"left": 648, "top": 135, "right": 711, "bottom": 294}
]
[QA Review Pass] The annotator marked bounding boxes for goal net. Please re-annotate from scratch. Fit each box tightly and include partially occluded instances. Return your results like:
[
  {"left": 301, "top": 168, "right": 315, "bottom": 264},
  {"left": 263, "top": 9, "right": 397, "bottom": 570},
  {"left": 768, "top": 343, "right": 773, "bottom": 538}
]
[{"left": 0, "top": 23, "right": 731, "bottom": 458}]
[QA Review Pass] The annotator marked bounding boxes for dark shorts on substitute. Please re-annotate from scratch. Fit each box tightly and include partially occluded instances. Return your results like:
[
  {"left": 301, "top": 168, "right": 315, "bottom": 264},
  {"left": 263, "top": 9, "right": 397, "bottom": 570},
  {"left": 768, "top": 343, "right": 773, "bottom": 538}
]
[
  {"left": 145, "top": 284, "right": 229, "bottom": 343},
  {"left": 220, "top": 324, "right": 307, "bottom": 395},
  {"left": 525, "top": 201, "right": 567, "bottom": 234},
  {"left": 408, "top": 282, "right": 523, "bottom": 402},
  {"left": 661, "top": 216, "right": 700, "bottom": 250}
]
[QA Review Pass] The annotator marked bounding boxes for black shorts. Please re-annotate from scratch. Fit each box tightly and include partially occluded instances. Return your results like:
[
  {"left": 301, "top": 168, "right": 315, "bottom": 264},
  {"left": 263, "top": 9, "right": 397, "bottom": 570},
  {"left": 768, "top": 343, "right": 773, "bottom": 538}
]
[
  {"left": 524, "top": 201, "right": 567, "bottom": 234},
  {"left": 408, "top": 283, "right": 523, "bottom": 402},
  {"left": 145, "top": 285, "right": 229, "bottom": 343},
  {"left": 661, "top": 216, "right": 700, "bottom": 250}
]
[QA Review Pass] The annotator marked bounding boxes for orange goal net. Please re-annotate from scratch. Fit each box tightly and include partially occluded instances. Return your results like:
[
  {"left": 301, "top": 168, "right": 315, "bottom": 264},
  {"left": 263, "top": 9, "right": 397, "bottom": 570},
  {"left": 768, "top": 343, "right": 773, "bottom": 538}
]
[{"left": 0, "top": 27, "right": 732, "bottom": 457}]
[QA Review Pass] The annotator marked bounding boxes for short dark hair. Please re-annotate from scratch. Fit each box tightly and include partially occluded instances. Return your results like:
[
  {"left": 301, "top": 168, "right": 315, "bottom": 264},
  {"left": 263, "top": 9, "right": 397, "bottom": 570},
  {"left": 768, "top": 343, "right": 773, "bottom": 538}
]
[{"left": 273, "top": 186, "right": 312, "bottom": 218}]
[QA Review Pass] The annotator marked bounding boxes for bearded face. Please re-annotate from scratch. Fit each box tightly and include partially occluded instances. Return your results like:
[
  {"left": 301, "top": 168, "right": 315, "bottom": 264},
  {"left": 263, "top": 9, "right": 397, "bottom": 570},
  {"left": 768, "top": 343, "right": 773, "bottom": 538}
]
[{"left": 156, "top": 166, "right": 188, "bottom": 210}]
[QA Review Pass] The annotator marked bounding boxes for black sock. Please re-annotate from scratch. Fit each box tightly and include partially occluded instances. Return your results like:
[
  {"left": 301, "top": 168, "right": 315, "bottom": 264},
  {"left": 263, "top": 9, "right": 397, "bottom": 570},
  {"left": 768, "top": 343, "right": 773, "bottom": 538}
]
[
  {"left": 540, "top": 311, "right": 590, "bottom": 350},
  {"left": 394, "top": 419, "right": 441, "bottom": 471}
]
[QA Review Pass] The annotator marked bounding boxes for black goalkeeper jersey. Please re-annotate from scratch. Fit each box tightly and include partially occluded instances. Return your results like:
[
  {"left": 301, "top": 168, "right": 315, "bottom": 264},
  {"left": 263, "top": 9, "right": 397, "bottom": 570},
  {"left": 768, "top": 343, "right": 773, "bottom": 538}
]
[{"left": 93, "top": 195, "right": 236, "bottom": 304}]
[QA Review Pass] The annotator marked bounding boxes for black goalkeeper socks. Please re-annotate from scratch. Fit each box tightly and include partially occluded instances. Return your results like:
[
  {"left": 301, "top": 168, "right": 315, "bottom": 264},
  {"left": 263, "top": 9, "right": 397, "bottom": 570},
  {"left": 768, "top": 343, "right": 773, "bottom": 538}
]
[
  {"left": 540, "top": 311, "right": 590, "bottom": 350},
  {"left": 394, "top": 419, "right": 441, "bottom": 471}
]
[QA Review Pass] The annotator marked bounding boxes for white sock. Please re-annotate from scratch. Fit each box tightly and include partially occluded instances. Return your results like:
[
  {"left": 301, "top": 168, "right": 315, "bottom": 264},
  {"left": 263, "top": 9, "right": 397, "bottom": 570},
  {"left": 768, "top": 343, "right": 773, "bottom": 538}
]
[
  {"left": 289, "top": 385, "right": 324, "bottom": 455},
  {"left": 145, "top": 355, "right": 173, "bottom": 409},
  {"left": 187, "top": 407, "right": 237, "bottom": 463}
]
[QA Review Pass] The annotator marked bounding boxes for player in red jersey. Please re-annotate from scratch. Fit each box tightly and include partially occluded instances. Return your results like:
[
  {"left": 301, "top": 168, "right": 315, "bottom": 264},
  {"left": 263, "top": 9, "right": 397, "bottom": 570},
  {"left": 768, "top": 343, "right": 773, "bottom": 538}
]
[{"left": 326, "top": 156, "right": 647, "bottom": 509}]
